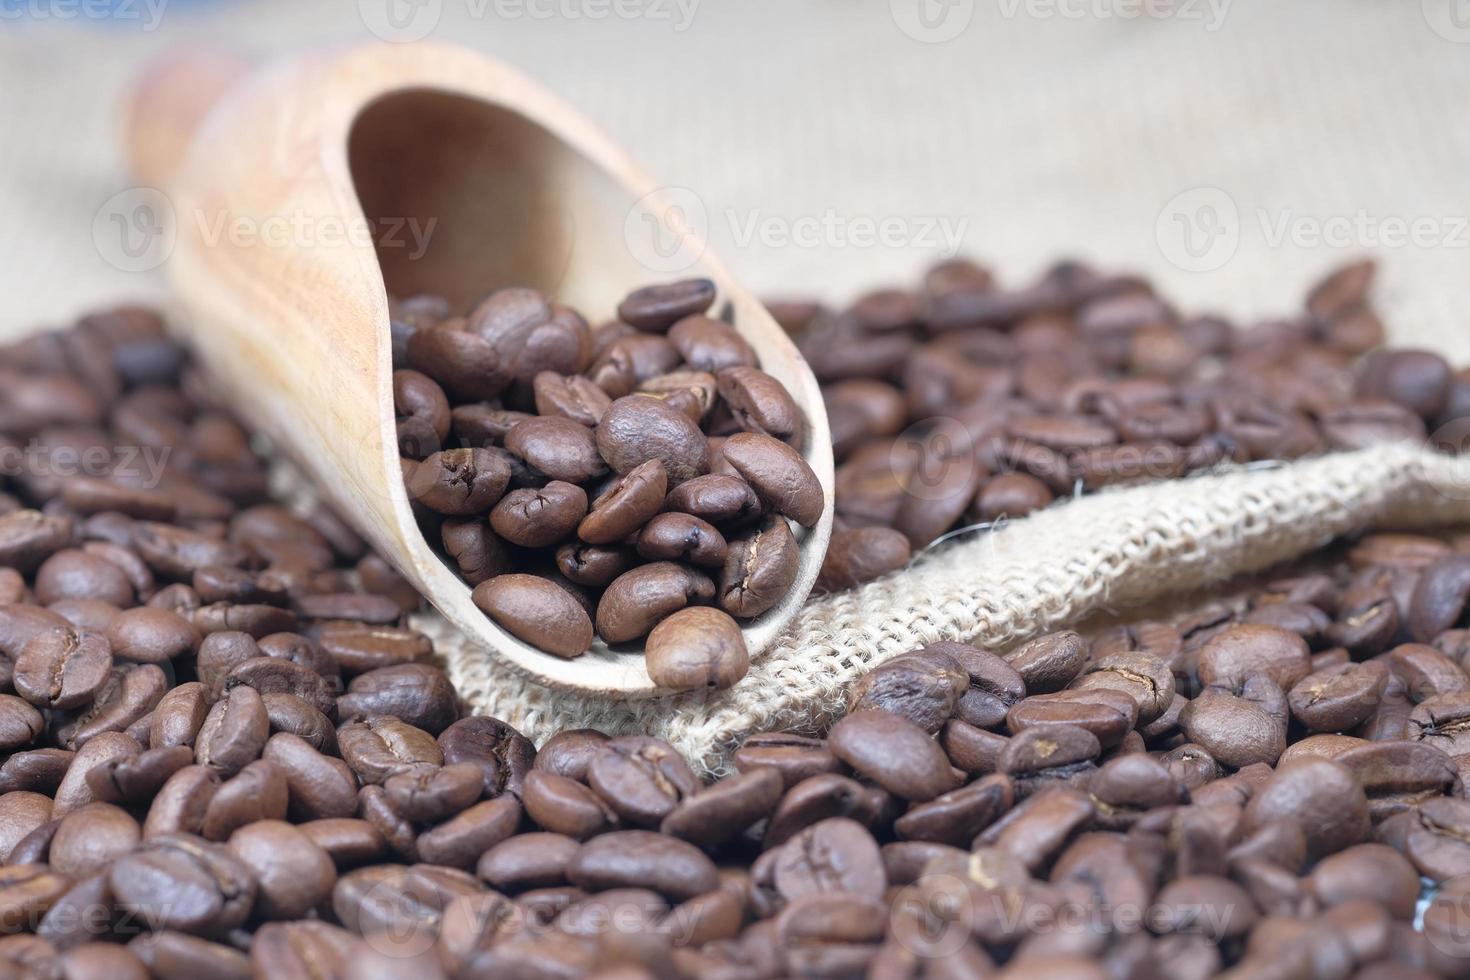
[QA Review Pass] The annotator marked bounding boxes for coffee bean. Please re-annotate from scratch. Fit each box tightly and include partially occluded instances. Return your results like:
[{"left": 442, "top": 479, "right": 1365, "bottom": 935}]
[
  {"left": 1070, "top": 651, "right": 1175, "bottom": 725},
  {"left": 472, "top": 574, "right": 594, "bottom": 658},
  {"left": 636, "top": 512, "right": 728, "bottom": 568},
  {"left": 1003, "top": 631, "right": 1088, "bottom": 693},
  {"left": 718, "top": 516, "right": 799, "bottom": 619},
  {"left": 226, "top": 820, "right": 335, "bottom": 920},
  {"left": 1179, "top": 674, "right": 1288, "bottom": 769},
  {"left": 595, "top": 563, "right": 715, "bottom": 644},
  {"left": 194, "top": 686, "right": 269, "bottom": 776},
  {"left": 660, "top": 767, "right": 783, "bottom": 847},
  {"left": 489, "top": 481, "right": 587, "bottom": 548},
  {"left": 262, "top": 733, "right": 358, "bottom": 821},
  {"left": 315, "top": 622, "right": 433, "bottom": 674},
  {"left": 847, "top": 649, "right": 967, "bottom": 734},
  {"left": 1287, "top": 660, "right": 1389, "bottom": 732},
  {"left": 1243, "top": 757, "right": 1370, "bottom": 861},
  {"left": 772, "top": 817, "right": 885, "bottom": 901},
  {"left": 816, "top": 526, "right": 911, "bottom": 591},
  {"left": 337, "top": 663, "right": 456, "bottom": 734},
  {"left": 586, "top": 735, "right": 698, "bottom": 826},
  {"left": 200, "top": 759, "right": 288, "bottom": 841},
  {"left": 13, "top": 628, "right": 111, "bottom": 710},
  {"left": 522, "top": 770, "right": 619, "bottom": 840},
  {"left": 338, "top": 717, "right": 442, "bottom": 785},
  {"left": 645, "top": 606, "right": 748, "bottom": 691},
  {"left": 664, "top": 473, "right": 762, "bottom": 527},
  {"left": 720, "top": 432, "right": 823, "bottom": 527},
  {"left": 828, "top": 710, "right": 959, "bottom": 802},
  {"left": 566, "top": 841, "right": 712, "bottom": 920},
  {"left": 596, "top": 395, "right": 711, "bottom": 485},
  {"left": 1195, "top": 623, "right": 1313, "bottom": 689},
  {"left": 128, "top": 930, "right": 252, "bottom": 980},
  {"left": 250, "top": 921, "right": 362, "bottom": 979},
  {"left": 732, "top": 733, "right": 840, "bottom": 790},
  {"left": 109, "top": 833, "right": 257, "bottom": 935},
  {"left": 576, "top": 459, "right": 667, "bottom": 544},
  {"left": 618, "top": 279, "right": 716, "bottom": 333},
  {"left": 533, "top": 372, "right": 613, "bottom": 426}
]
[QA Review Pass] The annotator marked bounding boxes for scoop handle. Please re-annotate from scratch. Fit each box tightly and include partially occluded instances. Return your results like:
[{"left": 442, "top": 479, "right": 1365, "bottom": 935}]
[{"left": 126, "top": 48, "right": 252, "bottom": 189}]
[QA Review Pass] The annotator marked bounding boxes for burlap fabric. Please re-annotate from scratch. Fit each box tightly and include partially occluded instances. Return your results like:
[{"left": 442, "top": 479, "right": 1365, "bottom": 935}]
[{"left": 5, "top": 1, "right": 1470, "bottom": 772}]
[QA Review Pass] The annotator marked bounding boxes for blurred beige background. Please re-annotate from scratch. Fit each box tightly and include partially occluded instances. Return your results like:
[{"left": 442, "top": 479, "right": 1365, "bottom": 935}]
[{"left": 1, "top": 0, "right": 1468, "bottom": 356}]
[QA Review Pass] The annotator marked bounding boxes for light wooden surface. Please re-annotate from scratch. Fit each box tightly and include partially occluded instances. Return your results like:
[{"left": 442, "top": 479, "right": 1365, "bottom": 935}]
[{"left": 141, "top": 42, "right": 834, "bottom": 696}]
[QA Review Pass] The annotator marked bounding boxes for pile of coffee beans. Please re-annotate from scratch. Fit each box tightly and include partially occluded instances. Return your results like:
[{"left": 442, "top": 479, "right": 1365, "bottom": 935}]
[
  {"left": 768, "top": 259, "right": 1470, "bottom": 593},
  {"left": 7, "top": 296, "right": 1470, "bottom": 979},
  {"left": 390, "top": 281, "right": 821, "bottom": 688}
]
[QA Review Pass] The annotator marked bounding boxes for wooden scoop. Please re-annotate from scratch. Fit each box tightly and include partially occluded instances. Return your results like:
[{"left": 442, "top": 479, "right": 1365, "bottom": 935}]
[{"left": 129, "top": 42, "right": 834, "bottom": 696}]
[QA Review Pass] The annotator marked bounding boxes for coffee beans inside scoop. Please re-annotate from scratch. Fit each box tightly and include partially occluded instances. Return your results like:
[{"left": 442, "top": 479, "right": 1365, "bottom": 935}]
[{"left": 392, "top": 280, "right": 821, "bottom": 688}]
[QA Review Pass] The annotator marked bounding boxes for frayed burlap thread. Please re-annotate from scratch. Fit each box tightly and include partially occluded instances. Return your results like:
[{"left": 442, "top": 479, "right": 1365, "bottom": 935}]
[{"left": 432, "top": 445, "right": 1470, "bottom": 776}]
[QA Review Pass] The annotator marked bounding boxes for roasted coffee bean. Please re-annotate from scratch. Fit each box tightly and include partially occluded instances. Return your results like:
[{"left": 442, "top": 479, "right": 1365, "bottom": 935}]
[
  {"left": 817, "top": 526, "right": 912, "bottom": 591},
  {"left": 337, "top": 662, "right": 456, "bottom": 733},
  {"left": 262, "top": 732, "right": 358, "bottom": 821},
  {"left": 225, "top": 820, "right": 335, "bottom": 920},
  {"left": 597, "top": 395, "right": 710, "bottom": 485},
  {"left": 1287, "top": 660, "right": 1389, "bottom": 731},
  {"left": 566, "top": 830, "right": 719, "bottom": 901},
  {"left": 636, "top": 512, "right": 728, "bottom": 568},
  {"left": 472, "top": 574, "right": 594, "bottom": 658},
  {"left": 730, "top": 733, "right": 840, "bottom": 791},
  {"left": 718, "top": 516, "right": 799, "bottom": 619},
  {"left": 661, "top": 767, "right": 783, "bottom": 847},
  {"left": 333, "top": 862, "right": 483, "bottom": 939},
  {"left": 596, "top": 562, "right": 716, "bottom": 643},
  {"left": 618, "top": 279, "right": 716, "bottom": 332},
  {"left": 1195, "top": 623, "right": 1313, "bottom": 689},
  {"left": 142, "top": 765, "right": 220, "bottom": 838},
  {"left": 13, "top": 628, "right": 111, "bottom": 710},
  {"left": 89, "top": 745, "right": 194, "bottom": 805},
  {"left": 315, "top": 621, "right": 433, "bottom": 674},
  {"left": 1243, "top": 757, "right": 1370, "bottom": 861},
  {"left": 577, "top": 459, "right": 667, "bottom": 545},
  {"left": 721, "top": 432, "right": 823, "bottom": 527},
  {"left": 0, "top": 749, "right": 74, "bottom": 795},
  {"left": 552, "top": 543, "right": 631, "bottom": 591},
  {"left": 642, "top": 605, "right": 749, "bottom": 691},
  {"left": 194, "top": 686, "right": 269, "bottom": 775},
  {"left": 1003, "top": 631, "right": 1088, "bottom": 693},
  {"left": 664, "top": 473, "right": 762, "bottom": 527},
  {"left": 533, "top": 371, "right": 613, "bottom": 426},
  {"left": 523, "top": 770, "right": 619, "bottom": 840},
  {"left": 773, "top": 817, "right": 886, "bottom": 901},
  {"left": 128, "top": 930, "right": 252, "bottom": 980},
  {"left": 57, "top": 663, "right": 166, "bottom": 749},
  {"left": 1006, "top": 688, "right": 1138, "bottom": 747},
  {"left": 586, "top": 735, "right": 698, "bottom": 826},
  {"left": 828, "top": 710, "right": 959, "bottom": 802},
  {"left": 224, "top": 656, "right": 336, "bottom": 718},
  {"left": 299, "top": 819, "right": 387, "bottom": 867},
  {"left": 489, "top": 481, "right": 587, "bottom": 548},
  {"left": 200, "top": 759, "right": 289, "bottom": 841},
  {"left": 1404, "top": 796, "right": 1470, "bottom": 881},
  {"left": 1179, "top": 673, "right": 1288, "bottom": 769},
  {"left": 848, "top": 649, "right": 968, "bottom": 734},
  {"left": 338, "top": 717, "right": 443, "bottom": 784},
  {"left": 1070, "top": 651, "right": 1175, "bottom": 725},
  {"left": 109, "top": 833, "right": 256, "bottom": 935},
  {"left": 249, "top": 921, "right": 362, "bottom": 979}
]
